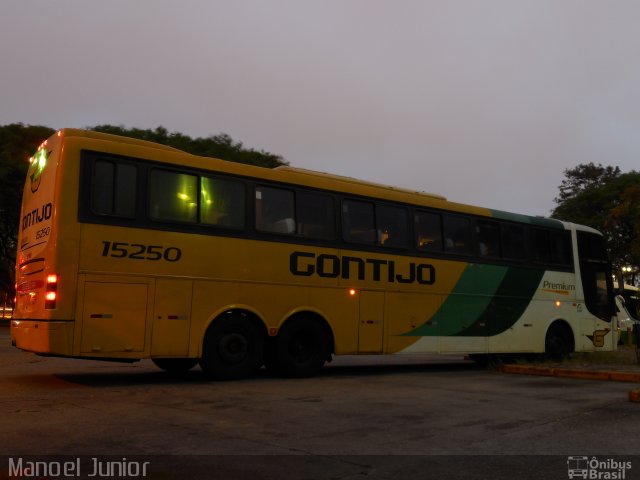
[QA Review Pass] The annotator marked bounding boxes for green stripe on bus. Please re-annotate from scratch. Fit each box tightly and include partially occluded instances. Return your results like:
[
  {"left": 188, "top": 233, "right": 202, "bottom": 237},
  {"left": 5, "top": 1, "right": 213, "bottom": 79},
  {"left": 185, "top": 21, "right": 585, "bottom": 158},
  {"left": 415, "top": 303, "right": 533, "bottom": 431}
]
[
  {"left": 454, "top": 266, "right": 545, "bottom": 336},
  {"left": 401, "top": 264, "right": 545, "bottom": 337},
  {"left": 402, "top": 264, "right": 508, "bottom": 337}
]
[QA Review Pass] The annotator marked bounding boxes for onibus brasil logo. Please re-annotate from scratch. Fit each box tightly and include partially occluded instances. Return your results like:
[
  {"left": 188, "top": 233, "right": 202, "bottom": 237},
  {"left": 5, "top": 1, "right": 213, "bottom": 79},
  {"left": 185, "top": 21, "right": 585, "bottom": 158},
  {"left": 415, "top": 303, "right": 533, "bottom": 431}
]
[{"left": 567, "top": 456, "right": 632, "bottom": 479}]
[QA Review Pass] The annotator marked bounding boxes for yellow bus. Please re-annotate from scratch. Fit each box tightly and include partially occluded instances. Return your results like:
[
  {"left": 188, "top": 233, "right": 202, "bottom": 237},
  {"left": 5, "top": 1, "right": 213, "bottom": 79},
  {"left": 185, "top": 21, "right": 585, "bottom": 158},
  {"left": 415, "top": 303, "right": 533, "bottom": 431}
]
[{"left": 11, "top": 129, "right": 620, "bottom": 379}]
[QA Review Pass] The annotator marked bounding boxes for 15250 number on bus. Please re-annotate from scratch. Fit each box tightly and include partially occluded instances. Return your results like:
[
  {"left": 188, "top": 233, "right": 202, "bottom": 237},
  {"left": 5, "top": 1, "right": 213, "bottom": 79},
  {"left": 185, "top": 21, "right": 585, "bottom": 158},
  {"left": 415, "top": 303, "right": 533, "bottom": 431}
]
[{"left": 101, "top": 241, "right": 182, "bottom": 262}]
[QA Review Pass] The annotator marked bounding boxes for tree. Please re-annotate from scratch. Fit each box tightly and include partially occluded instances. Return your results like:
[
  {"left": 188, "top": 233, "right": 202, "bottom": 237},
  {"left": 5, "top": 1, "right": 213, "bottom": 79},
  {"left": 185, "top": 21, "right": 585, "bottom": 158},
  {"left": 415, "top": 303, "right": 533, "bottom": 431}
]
[
  {"left": 0, "top": 123, "right": 286, "bottom": 301},
  {"left": 552, "top": 164, "right": 640, "bottom": 287},
  {"left": 0, "top": 124, "right": 55, "bottom": 299},
  {"left": 555, "top": 163, "right": 621, "bottom": 204},
  {"left": 609, "top": 182, "right": 640, "bottom": 284},
  {"left": 91, "top": 125, "right": 287, "bottom": 168}
]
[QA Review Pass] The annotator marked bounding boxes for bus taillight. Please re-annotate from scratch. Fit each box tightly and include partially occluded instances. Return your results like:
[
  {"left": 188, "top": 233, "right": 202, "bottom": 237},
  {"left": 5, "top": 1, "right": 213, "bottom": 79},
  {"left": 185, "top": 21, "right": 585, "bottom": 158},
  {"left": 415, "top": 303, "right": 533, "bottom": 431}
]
[{"left": 45, "top": 274, "right": 58, "bottom": 309}]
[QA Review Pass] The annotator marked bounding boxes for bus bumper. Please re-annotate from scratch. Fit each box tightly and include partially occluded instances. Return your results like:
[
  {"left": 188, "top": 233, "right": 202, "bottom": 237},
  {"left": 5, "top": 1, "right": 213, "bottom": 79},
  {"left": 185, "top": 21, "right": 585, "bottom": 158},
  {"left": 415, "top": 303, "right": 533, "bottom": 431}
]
[{"left": 10, "top": 319, "right": 74, "bottom": 356}]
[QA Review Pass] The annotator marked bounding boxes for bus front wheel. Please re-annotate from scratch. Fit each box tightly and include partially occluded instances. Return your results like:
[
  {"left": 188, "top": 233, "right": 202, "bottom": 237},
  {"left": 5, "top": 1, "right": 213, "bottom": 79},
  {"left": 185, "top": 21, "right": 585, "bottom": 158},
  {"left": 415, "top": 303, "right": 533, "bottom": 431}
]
[
  {"left": 545, "top": 323, "right": 573, "bottom": 360},
  {"left": 200, "top": 314, "right": 263, "bottom": 380},
  {"left": 266, "top": 317, "right": 329, "bottom": 378}
]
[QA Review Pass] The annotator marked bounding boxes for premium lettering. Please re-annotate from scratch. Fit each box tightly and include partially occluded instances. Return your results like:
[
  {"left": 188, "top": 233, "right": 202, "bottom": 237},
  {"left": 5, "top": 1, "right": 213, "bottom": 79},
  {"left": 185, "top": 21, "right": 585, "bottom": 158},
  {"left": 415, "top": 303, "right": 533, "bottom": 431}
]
[
  {"left": 542, "top": 280, "right": 575, "bottom": 291},
  {"left": 290, "top": 251, "right": 436, "bottom": 285}
]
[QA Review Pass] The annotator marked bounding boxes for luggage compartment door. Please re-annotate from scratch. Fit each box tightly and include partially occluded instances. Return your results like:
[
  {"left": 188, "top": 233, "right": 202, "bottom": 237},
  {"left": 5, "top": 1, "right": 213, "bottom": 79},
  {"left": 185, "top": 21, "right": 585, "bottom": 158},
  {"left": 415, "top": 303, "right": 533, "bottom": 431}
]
[
  {"left": 81, "top": 282, "right": 148, "bottom": 354},
  {"left": 151, "top": 279, "right": 193, "bottom": 356},
  {"left": 359, "top": 290, "right": 385, "bottom": 353}
]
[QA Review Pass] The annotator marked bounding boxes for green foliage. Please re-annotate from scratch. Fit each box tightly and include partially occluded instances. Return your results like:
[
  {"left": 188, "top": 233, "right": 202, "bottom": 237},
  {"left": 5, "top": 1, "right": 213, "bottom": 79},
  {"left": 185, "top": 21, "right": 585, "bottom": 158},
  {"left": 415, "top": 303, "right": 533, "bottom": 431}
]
[
  {"left": 610, "top": 182, "right": 640, "bottom": 266},
  {"left": 91, "top": 125, "right": 287, "bottom": 168},
  {"left": 552, "top": 164, "right": 640, "bottom": 276},
  {"left": 0, "top": 124, "right": 55, "bottom": 296},
  {"left": 0, "top": 123, "right": 285, "bottom": 299},
  {"left": 555, "top": 163, "right": 621, "bottom": 204}
]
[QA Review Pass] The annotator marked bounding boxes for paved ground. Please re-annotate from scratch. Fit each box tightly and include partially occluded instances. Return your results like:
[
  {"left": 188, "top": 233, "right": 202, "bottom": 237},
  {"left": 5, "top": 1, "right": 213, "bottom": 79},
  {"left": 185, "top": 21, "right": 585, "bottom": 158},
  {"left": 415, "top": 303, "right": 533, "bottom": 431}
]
[
  {"left": 501, "top": 345, "right": 640, "bottom": 385},
  {"left": 1, "top": 324, "right": 639, "bottom": 479}
]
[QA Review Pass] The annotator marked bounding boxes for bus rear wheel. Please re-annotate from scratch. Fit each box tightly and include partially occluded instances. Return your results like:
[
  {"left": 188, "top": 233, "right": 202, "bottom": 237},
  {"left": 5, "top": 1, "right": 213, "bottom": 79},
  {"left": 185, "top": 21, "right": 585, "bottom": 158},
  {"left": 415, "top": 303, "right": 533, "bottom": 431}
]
[
  {"left": 152, "top": 358, "right": 199, "bottom": 373},
  {"left": 267, "top": 317, "right": 329, "bottom": 378},
  {"left": 200, "top": 314, "right": 263, "bottom": 380}
]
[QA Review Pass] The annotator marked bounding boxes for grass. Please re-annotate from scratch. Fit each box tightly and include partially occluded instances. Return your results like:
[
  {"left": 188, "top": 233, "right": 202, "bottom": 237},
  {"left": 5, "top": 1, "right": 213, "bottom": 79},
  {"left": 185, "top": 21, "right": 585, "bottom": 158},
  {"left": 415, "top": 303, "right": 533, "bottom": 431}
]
[
  {"left": 485, "top": 346, "right": 640, "bottom": 369},
  {"left": 560, "top": 346, "right": 640, "bottom": 366}
]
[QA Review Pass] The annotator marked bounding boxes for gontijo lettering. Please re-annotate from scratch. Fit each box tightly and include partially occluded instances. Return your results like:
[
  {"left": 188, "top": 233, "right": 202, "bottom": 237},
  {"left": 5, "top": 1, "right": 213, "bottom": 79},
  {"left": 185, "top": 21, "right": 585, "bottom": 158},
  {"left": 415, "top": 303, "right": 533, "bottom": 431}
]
[
  {"left": 22, "top": 202, "right": 52, "bottom": 231},
  {"left": 290, "top": 251, "right": 436, "bottom": 285}
]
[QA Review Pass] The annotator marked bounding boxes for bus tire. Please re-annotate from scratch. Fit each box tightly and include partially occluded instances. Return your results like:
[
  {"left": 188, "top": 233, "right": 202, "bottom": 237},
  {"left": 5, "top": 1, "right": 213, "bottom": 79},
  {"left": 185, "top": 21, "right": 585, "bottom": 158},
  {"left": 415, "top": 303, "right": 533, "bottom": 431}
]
[
  {"left": 152, "top": 358, "right": 199, "bottom": 373},
  {"left": 545, "top": 323, "right": 573, "bottom": 360},
  {"left": 270, "top": 317, "right": 329, "bottom": 378},
  {"left": 200, "top": 314, "right": 263, "bottom": 380}
]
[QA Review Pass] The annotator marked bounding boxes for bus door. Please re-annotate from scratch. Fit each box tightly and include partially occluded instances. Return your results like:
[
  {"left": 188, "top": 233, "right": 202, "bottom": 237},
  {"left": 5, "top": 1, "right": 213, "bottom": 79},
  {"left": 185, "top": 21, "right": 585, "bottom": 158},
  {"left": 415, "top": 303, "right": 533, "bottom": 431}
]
[
  {"left": 358, "top": 290, "right": 384, "bottom": 353},
  {"left": 80, "top": 276, "right": 149, "bottom": 354}
]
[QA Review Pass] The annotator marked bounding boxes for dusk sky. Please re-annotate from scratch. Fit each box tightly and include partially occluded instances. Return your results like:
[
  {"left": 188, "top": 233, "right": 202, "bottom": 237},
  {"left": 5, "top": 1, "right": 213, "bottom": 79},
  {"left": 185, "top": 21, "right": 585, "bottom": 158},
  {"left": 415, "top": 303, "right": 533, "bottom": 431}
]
[{"left": 2, "top": 1, "right": 639, "bottom": 216}]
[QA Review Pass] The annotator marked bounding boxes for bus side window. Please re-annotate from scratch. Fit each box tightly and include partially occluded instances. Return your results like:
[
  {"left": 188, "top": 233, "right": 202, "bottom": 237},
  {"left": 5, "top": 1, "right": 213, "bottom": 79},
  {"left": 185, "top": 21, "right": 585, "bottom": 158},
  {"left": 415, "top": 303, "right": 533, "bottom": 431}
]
[
  {"left": 342, "top": 200, "right": 375, "bottom": 244},
  {"left": 200, "top": 176, "right": 245, "bottom": 229},
  {"left": 92, "top": 159, "right": 137, "bottom": 218},
  {"left": 415, "top": 211, "right": 443, "bottom": 252},
  {"left": 550, "top": 231, "right": 572, "bottom": 267},
  {"left": 376, "top": 204, "right": 409, "bottom": 248},
  {"left": 443, "top": 215, "right": 471, "bottom": 255},
  {"left": 296, "top": 191, "right": 335, "bottom": 240},
  {"left": 531, "top": 229, "right": 551, "bottom": 264},
  {"left": 501, "top": 224, "right": 526, "bottom": 260},
  {"left": 149, "top": 169, "right": 198, "bottom": 223},
  {"left": 476, "top": 220, "right": 500, "bottom": 258},
  {"left": 255, "top": 186, "right": 296, "bottom": 234}
]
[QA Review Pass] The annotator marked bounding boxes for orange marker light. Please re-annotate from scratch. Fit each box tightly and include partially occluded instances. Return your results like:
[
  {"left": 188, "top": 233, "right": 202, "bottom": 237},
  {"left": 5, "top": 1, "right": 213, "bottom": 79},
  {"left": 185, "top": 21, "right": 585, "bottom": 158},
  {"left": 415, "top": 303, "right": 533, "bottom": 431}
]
[
  {"left": 555, "top": 301, "right": 561, "bottom": 308},
  {"left": 349, "top": 289, "right": 357, "bottom": 296}
]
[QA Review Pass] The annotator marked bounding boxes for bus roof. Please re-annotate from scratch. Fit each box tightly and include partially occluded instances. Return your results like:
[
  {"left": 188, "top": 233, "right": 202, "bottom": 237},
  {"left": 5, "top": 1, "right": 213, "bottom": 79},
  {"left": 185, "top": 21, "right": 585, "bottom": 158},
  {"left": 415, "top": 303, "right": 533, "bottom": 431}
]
[
  {"left": 59, "top": 128, "right": 184, "bottom": 154},
  {"left": 275, "top": 166, "right": 447, "bottom": 201}
]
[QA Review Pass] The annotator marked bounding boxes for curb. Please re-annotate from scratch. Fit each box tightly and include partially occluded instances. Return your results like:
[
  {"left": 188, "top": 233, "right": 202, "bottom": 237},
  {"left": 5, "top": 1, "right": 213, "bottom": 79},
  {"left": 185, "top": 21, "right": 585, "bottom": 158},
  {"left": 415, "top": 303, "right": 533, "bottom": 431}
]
[{"left": 501, "top": 364, "right": 640, "bottom": 383}]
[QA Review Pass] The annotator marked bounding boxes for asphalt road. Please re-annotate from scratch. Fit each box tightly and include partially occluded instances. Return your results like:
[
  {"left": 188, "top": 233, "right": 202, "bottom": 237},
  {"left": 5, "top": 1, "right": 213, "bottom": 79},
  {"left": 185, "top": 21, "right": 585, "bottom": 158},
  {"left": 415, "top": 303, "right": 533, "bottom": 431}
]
[{"left": 1, "top": 325, "right": 638, "bottom": 479}]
